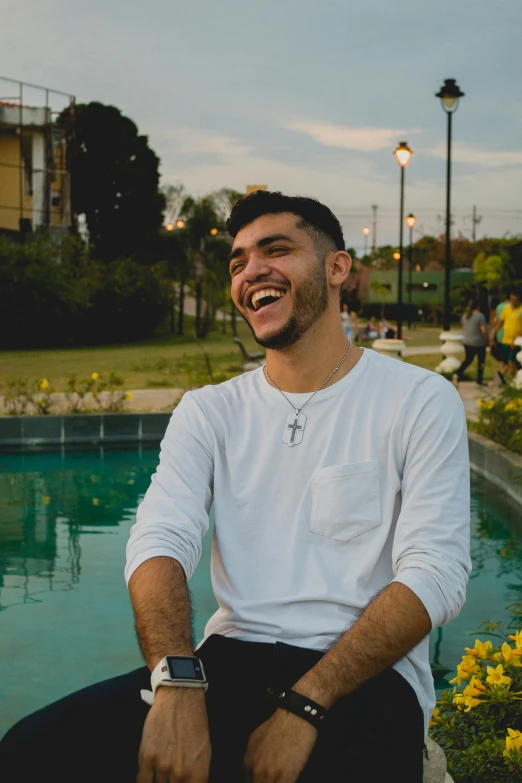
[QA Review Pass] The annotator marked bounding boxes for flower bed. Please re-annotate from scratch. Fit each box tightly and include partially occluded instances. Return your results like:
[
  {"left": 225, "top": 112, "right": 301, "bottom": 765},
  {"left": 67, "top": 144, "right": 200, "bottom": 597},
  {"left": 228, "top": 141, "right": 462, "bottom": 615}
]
[
  {"left": 476, "top": 387, "right": 522, "bottom": 456},
  {"left": 429, "top": 628, "right": 522, "bottom": 782}
]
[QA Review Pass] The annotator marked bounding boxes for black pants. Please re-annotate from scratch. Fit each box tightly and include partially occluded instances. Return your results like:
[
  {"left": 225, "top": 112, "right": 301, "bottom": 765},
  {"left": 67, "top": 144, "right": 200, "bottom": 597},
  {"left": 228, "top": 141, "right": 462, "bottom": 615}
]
[
  {"left": 457, "top": 344, "right": 486, "bottom": 383},
  {"left": 0, "top": 635, "right": 424, "bottom": 782}
]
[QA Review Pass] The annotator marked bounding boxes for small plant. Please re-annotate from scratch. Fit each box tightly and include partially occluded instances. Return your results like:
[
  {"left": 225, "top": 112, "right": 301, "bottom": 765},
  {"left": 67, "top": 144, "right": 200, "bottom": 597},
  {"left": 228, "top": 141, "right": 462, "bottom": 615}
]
[
  {"left": 429, "top": 626, "right": 522, "bottom": 782},
  {"left": 91, "top": 371, "right": 132, "bottom": 413},
  {"left": 65, "top": 372, "right": 98, "bottom": 413},
  {"left": 476, "top": 386, "right": 522, "bottom": 455},
  {"left": 1, "top": 377, "right": 55, "bottom": 415}
]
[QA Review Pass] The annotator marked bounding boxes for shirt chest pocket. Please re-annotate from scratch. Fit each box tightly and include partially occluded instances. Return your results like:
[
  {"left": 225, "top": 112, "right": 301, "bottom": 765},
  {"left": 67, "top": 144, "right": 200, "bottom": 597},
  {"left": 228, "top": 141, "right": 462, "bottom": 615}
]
[{"left": 310, "top": 461, "right": 381, "bottom": 542}]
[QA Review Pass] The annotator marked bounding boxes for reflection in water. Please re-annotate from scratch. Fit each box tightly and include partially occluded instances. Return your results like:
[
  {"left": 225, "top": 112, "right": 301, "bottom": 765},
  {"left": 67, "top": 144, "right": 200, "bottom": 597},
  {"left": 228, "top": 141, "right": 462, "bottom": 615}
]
[
  {"left": 1, "top": 453, "right": 522, "bottom": 690},
  {"left": 0, "top": 449, "right": 158, "bottom": 612},
  {"left": 429, "top": 476, "right": 522, "bottom": 690}
]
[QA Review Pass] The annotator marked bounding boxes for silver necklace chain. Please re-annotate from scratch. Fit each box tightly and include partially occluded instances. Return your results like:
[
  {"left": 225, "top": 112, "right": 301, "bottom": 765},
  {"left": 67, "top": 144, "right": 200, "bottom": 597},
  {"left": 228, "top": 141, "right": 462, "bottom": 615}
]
[{"left": 264, "top": 341, "right": 352, "bottom": 416}]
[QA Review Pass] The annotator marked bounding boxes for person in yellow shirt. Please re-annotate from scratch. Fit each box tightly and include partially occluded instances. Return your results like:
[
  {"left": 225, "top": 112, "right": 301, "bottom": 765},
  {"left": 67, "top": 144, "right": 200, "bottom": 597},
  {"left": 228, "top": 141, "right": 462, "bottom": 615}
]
[{"left": 490, "top": 287, "right": 522, "bottom": 380}]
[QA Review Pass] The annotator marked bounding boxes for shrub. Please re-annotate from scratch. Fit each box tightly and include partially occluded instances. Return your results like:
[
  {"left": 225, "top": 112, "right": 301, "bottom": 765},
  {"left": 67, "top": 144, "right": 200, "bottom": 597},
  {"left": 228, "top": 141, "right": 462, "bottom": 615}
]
[
  {"left": 429, "top": 627, "right": 522, "bottom": 782},
  {"left": 0, "top": 235, "right": 172, "bottom": 348},
  {"left": 476, "top": 387, "right": 522, "bottom": 455}
]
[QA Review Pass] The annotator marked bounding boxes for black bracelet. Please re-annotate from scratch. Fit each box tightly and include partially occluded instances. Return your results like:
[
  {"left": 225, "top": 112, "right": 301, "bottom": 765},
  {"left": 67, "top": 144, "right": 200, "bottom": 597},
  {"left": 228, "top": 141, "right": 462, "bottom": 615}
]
[{"left": 276, "top": 689, "right": 327, "bottom": 729}]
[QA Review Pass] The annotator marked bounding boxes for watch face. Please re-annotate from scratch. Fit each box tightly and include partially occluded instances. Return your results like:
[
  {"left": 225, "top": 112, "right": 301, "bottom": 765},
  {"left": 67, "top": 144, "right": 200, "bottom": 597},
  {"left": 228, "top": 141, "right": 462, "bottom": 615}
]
[{"left": 167, "top": 657, "right": 205, "bottom": 681}]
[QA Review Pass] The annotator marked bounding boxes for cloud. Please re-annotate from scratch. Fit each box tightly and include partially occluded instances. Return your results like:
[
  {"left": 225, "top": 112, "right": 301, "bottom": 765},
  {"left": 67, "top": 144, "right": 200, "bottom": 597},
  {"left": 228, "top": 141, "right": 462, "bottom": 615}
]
[
  {"left": 425, "top": 142, "right": 522, "bottom": 168},
  {"left": 284, "top": 121, "right": 420, "bottom": 152},
  {"left": 153, "top": 126, "right": 251, "bottom": 157}
]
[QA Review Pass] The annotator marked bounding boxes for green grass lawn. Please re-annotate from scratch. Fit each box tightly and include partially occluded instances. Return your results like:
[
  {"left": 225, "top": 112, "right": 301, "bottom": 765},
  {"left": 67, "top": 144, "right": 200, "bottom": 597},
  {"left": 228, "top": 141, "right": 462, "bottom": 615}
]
[
  {"left": 0, "top": 318, "right": 474, "bottom": 395},
  {"left": 0, "top": 320, "right": 262, "bottom": 393}
]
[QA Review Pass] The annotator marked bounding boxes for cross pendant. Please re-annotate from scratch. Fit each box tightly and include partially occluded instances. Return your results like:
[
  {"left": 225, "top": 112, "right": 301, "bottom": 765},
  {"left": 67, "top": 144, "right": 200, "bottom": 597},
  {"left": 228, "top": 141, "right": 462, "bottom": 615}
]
[{"left": 282, "top": 411, "right": 306, "bottom": 447}]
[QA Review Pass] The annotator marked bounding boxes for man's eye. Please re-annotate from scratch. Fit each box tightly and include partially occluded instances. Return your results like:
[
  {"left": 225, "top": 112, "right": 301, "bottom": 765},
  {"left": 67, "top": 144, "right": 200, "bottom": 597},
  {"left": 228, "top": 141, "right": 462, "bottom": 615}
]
[
  {"left": 231, "top": 262, "right": 244, "bottom": 274},
  {"left": 269, "top": 247, "right": 288, "bottom": 254}
]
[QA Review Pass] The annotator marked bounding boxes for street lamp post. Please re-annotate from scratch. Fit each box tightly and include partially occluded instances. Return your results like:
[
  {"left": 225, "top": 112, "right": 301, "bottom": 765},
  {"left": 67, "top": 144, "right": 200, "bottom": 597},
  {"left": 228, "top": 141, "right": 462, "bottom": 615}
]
[
  {"left": 436, "top": 78, "right": 464, "bottom": 331},
  {"left": 393, "top": 141, "right": 413, "bottom": 339},
  {"left": 405, "top": 213, "right": 416, "bottom": 328},
  {"left": 362, "top": 226, "right": 370, "bottom": 256}
]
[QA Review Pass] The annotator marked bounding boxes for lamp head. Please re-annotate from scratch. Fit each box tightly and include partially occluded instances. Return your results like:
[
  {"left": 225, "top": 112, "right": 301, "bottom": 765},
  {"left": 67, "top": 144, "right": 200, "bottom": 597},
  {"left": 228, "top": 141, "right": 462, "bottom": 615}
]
[
  {"left": 405, "top": 213, "right": 416, "bottom": 229},
  {"left": 394, "top": 141, "right": 412, "bottom": 168},
  {"left": 176, "top": 219, "right": 185, "bottom": 229},
  {"left": 362, "top": 227, "right": 370, "bottom": 236},
  {"left": 209, "top": 227, "right": 218, "bottom": 236},
  {"left": 436, "top": 78, "right": 464, "bottom": 113},
  {"left": 166, "top": 223, "right": 174, "bottom": 232},
  {"left": 393, "top": 251, "right": 401, "bottom": 261}
]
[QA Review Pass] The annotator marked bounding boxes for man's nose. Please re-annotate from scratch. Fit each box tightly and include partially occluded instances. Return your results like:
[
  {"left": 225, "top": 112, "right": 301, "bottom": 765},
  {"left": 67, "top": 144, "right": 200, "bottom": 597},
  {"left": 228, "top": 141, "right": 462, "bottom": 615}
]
[{"left": 244, "top": 252, "right": 272, "bottom": 281}]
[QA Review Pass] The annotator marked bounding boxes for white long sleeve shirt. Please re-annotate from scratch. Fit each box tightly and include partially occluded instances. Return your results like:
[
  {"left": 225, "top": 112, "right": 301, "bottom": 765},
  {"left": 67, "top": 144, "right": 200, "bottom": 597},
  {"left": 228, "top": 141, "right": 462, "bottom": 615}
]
[{"left": 126, "top": 349, "right": 471, "bottom": 734}]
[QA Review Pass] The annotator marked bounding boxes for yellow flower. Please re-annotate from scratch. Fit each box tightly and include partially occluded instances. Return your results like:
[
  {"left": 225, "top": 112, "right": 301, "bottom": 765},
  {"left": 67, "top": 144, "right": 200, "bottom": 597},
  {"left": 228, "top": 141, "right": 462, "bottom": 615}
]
[
  {"left": 449, "top": 654, "right": 481, "bottom": 685},
  {"left": 486, "top": 664, "right": 512, "bottom": 688},
  {"left": 91, "top": 372, "right": 99, "bottom": 381},
  {"left": 428, "top": 707, "right": 440, "bottom": 728},
  {"left": 493, "top": 642, "right": 522, "bottom": 667},
  {"left": 40, "top": 378, "right": 49, "bottom": 390},
  {"left": 125, "top": 392, "right": 133, "bottom": 400},
  {"left": 504, "top": 728, "right": 522, "bottom": 758},
  {"left": 505, "top": 402, "right": 517, "bottom": 412},
  {"left": 509, "top": 631, "right": 522, "bottom": 648},
  {"left": 38, "top": 398, "right": 44, "bottom": 405},
  {"left": 452, "top": 692, "right": 482, "bottom": 712},
  {"left": 463, "top": 676, "right": 487, "bottom": 697},
  {"left": 477, "top": 398, "right": 485, "bottom": 409},
  {"left": 92, "top": 498, "right": 99, "bottom": 506},
  {"left": 42, "top": 496, "right": 51, "bottom": 505},
  {"left": 485, "top": 400, "right": 495, "bottom": 410},
  {"left": 465, "top": 639, "right": 493, "bottom": 659}
]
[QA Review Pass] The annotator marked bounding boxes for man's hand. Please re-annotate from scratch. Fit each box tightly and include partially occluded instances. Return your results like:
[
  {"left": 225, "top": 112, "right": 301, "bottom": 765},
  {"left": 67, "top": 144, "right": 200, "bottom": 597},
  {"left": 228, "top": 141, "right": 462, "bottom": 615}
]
[
  {"left": 137, "top": 687, "right": 211, "bottom": 783},
  {"left": 244, "top": 709, "right": 318, "bottom": 783}
]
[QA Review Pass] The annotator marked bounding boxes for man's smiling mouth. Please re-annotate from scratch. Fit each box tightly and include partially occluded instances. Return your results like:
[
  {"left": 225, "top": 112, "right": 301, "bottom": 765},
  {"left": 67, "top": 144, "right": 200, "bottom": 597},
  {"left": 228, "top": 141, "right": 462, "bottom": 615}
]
[{"left": 250, "top": 289, "right": 287, "bottom": 311}]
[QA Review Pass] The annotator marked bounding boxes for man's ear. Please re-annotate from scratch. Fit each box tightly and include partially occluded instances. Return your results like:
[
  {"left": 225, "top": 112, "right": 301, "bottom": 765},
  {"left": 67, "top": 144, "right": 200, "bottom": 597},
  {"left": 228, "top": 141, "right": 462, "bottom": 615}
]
[{"left": 328, "top": 251, "right": 352, "bottom": 288}]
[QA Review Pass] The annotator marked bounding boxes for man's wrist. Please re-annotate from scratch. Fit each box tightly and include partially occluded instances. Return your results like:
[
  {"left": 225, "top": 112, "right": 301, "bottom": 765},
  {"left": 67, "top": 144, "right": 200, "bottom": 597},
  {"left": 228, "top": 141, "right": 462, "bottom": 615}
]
[{"left": 291, "top": 679, "right": 337, "bottom": 710}]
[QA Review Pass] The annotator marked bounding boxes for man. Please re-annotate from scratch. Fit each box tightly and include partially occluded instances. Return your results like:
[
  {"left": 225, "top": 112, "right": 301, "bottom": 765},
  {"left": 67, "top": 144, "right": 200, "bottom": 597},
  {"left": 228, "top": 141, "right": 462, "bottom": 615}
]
[
  {"left": 0, "top": 191, "right": 471, "bottom": 783},
  {"left": 490, "top": 287, "right": 522, "bottom": 379}
]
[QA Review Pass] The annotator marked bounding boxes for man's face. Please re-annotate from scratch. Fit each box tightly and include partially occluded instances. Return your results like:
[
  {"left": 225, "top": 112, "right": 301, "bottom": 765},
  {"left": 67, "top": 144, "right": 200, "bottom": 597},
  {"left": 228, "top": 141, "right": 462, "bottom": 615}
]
[
  {"left": 510, "top": 294, "right": 521, "bottom": 309},
  {"left": 229, "top": 213, "right": 330, "bottom": 349}
]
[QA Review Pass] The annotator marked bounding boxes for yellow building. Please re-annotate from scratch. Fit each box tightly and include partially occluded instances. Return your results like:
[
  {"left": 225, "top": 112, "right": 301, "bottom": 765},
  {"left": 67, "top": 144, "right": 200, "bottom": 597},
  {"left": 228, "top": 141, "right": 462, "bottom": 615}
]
[{"left": 0, "top": 98, "right": 72, "bottom": 235}]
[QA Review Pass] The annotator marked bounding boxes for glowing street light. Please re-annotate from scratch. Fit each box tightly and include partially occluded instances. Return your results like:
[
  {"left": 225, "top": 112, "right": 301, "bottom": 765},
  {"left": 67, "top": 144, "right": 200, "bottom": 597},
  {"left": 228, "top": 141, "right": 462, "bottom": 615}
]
[
  {"left": 393, "top": 141, "right": 413, "bottom": 339},
  {"left": 209, "top": 227, "right": 218, "bottom": 236},
  {"left": 166, "top": 223, "right": 174, "bottom": 232},
  {"left": 176, "top": 219, "right": 186, "bottom": 229},
  {"left": 405, "top": 213, "right": 416, "bottom": 328},
  {"left": 362, "top": 226, "right": 370, "bottom": 256},
  {"left": 435, "top": 78, "right": 465, "bottom": 330},
  {"left": 393, "top": 251, "right": 401, "bottom": 261}
]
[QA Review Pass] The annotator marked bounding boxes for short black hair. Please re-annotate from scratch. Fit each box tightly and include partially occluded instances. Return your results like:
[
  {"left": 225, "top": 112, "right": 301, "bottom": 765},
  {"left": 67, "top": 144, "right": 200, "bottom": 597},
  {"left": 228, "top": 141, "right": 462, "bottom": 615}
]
[{"left": 226, "top": 190, "right": 345, "bottom": 252}]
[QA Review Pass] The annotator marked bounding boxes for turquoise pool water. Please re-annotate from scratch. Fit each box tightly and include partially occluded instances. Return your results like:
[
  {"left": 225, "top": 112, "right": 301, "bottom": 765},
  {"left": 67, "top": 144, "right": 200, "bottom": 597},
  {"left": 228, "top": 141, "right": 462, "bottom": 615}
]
[{"left": 1, "top": 447, "right": 521, "bottom": 738}]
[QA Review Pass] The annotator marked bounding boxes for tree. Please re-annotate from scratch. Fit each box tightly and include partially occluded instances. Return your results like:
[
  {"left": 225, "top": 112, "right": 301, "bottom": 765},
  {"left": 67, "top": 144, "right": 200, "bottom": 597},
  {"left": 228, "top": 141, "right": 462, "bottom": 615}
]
[{"left": 59, "top": 102, "right": 165, "bottom": 261}]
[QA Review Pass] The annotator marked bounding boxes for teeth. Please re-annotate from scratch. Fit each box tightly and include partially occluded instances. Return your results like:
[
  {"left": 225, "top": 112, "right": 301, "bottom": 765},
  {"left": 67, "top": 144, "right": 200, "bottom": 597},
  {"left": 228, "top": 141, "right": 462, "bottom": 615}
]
[{"left": 251, "top": 289, "right": 285, "bottom": 310}]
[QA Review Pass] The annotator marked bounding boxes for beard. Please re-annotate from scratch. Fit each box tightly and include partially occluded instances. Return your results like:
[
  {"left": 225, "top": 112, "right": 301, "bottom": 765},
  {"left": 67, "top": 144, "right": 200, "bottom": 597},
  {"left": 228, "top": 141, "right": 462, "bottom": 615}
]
[{"left": 246, "top": 262, "right": 329, "bottom": 350}]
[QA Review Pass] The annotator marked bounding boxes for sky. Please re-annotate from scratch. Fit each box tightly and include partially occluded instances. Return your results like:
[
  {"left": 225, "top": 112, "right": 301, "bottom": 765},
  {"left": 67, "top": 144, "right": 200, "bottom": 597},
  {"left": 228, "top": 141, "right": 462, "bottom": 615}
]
[{"left": 2, "top": 0, "right": 521, "bottom": 249}]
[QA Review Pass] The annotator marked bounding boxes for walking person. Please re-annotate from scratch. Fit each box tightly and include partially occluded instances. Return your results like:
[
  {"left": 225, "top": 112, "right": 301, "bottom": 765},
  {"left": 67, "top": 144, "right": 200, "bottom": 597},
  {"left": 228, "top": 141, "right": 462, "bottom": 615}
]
[
  {"left": 490, "top": 290, "right": 517, "bottom": 384},
  {"left": 0, "top": 191, "right": 471, "bottom": 783},
  {"left": 340, "top": 302, "right": 358, "bottom": 342},
  {"left": 489, "top": 287, "right": 522, "bottom": 380},
  {"left": 453, "top": 298, "right": 489, "bottom": 387}
]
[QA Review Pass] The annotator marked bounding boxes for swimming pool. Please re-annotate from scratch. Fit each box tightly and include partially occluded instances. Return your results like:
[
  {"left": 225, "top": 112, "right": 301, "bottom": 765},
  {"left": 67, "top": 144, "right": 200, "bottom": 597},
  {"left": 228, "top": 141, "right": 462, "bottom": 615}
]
[{"left": 1, "top": 447, "right": 521, "bottom": 737}]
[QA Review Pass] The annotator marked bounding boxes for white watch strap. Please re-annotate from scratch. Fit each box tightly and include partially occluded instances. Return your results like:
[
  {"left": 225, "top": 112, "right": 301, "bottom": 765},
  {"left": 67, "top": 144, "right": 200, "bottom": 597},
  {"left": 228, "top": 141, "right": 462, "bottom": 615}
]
[{"left": 146, "top": 657, "right": 208, "bottom": 702}]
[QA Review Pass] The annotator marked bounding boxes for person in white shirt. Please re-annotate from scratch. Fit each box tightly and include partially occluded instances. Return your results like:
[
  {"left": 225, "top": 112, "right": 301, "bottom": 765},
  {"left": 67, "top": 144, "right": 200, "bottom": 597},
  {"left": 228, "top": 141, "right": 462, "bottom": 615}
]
[{"left": 0, "top": 191, "right": 471, "bottom": 783}]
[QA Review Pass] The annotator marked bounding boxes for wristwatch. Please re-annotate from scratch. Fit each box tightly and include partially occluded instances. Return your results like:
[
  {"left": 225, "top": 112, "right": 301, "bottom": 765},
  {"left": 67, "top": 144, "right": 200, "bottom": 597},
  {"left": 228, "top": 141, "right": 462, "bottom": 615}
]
[{"left": 140, "top": 655, "right": 208, "bottom": 706}]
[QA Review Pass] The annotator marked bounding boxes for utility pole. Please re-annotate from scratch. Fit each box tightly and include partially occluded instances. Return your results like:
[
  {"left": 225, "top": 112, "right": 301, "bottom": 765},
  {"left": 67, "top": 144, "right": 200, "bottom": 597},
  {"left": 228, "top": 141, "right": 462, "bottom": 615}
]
[
  {"left": 371, "top": 205, "right": 378, "bottom": 252},
  {"left": 471, "top": 204, "right": 482, "bottom": 242}
]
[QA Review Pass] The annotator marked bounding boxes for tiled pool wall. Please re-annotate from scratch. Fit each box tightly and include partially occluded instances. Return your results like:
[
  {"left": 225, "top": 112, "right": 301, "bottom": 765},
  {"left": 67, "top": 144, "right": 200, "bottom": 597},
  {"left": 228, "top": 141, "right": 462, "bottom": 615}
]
[
  {"left": 0, "top": 413, "right": 172, "bottom": 451},
  {"left": 1, "top": 417, "right": 522, "bottom": 509}
]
